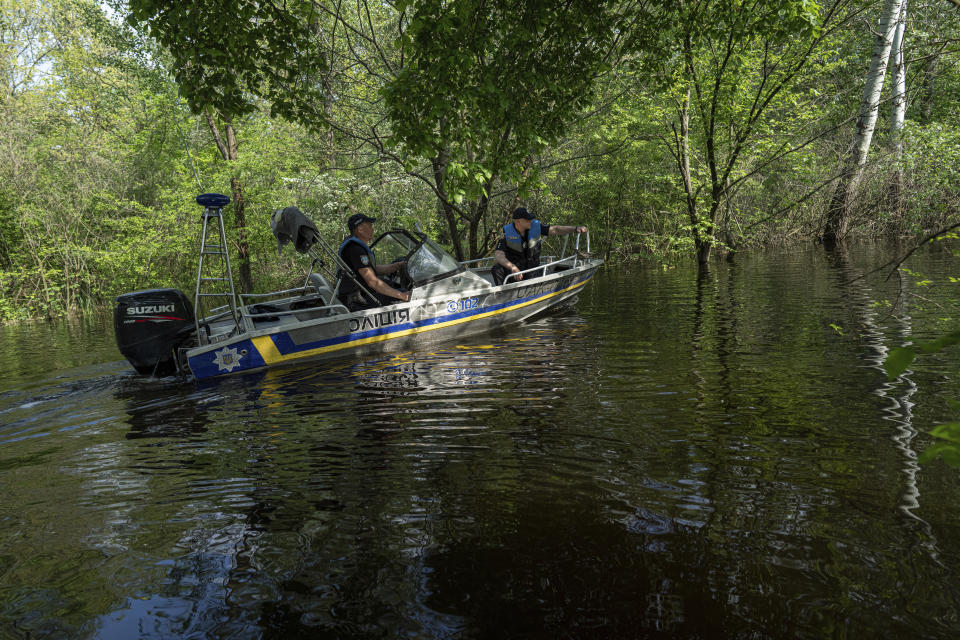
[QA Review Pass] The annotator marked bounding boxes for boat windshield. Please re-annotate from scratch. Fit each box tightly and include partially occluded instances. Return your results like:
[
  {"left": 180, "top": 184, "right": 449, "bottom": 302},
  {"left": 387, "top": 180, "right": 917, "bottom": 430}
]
[
  {"left": 406, "top": 237, "right": 461, "bottom": 283},
  {"left": 370, "top": 231, "right": 416, "bottom": 265},
  {"left": 371, "top": 231, "right": 462, "bottom": 284}
]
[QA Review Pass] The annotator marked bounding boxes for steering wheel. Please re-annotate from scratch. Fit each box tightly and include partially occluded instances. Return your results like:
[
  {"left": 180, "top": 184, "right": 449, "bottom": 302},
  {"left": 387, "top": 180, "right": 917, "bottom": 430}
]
[{"left": 383, "top": 257, "right": 413, "bottom": 290}]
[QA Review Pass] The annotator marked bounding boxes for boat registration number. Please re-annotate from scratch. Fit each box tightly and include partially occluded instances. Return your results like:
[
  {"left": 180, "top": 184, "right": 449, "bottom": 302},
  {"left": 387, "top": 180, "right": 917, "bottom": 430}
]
[{"left": 446, "top": 297, "right": 480, "bottom": 313}]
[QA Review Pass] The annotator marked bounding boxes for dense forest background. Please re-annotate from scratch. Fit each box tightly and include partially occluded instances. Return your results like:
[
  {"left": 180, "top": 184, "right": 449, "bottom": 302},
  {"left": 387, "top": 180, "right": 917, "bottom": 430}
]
[{"left": 2, "top": 0, "right": 960, "bottom": 321}]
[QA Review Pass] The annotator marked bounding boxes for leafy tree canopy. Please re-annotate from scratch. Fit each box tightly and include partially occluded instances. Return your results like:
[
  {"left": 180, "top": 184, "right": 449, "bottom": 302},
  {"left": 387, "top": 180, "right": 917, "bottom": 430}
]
[
  {"left": 383, "top": 0, "right": 639, "bottom": 199},
  {"left": 124, "top": 0, "right": 327, "bottom": 121},
  {"left": 124, "top": 0, "right": 645, "bottom": 202}
]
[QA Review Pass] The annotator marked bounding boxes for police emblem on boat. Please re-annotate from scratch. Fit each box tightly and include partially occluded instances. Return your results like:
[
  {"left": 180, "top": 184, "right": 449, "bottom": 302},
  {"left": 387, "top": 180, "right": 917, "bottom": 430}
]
[{"left": 213, "top": 346, "right": 243, "bottom": 372}]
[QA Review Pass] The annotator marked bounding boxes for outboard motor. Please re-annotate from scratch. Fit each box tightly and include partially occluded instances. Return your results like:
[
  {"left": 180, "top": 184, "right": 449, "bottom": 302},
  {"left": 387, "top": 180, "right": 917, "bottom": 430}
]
[{"left": 114, "top": 289, "right": 195, "bottom": 376}]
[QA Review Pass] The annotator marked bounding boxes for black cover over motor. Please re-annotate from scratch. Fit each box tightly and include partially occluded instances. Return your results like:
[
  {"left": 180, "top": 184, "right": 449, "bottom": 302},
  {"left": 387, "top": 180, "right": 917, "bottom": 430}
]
[{"left": 114, "top": 289, "right": 195, "bottom": 376}]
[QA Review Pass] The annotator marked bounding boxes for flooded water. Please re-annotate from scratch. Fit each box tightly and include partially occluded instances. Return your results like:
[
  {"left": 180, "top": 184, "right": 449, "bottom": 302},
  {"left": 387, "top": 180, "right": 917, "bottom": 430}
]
[{"left": 2, "top": 242, "right": 960, "bottom": 638}]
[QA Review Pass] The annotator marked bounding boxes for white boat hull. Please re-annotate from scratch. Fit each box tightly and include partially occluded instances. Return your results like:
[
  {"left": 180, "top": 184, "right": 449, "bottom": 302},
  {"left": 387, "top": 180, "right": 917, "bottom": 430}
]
[{"left": 186, "top": 260, "right": 601, "bottom": 379}]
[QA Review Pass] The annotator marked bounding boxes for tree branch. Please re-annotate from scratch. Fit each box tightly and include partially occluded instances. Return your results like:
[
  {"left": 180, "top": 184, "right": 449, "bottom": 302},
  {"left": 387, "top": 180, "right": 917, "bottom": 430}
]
[{"left": 846, "top": 220, "right": 960, "bottom": 285}]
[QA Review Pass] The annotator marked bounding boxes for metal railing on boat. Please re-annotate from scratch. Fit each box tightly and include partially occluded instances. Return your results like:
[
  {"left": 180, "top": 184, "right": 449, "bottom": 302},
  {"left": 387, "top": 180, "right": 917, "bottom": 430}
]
[
  {"left": 201, "top": 285, "right": 350, "bottom": 326},
  {"left": 238, "top": 287, "right": 350, "bottom": 320},
  {"left": 502, "top": 255, "right": 579, "bottom": 285},
  {"left": 460, "top": 231, "right": 592, "bottom": 285}
]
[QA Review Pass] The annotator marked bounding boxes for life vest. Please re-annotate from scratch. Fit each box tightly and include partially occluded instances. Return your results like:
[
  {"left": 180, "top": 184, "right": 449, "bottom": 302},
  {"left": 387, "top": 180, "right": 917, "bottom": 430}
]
[
  {"left": 502, "top": 220, "right": 542, "bottom": 268},
  {"left": 337, "top": 236, "right": 376, "bottom": 296}
]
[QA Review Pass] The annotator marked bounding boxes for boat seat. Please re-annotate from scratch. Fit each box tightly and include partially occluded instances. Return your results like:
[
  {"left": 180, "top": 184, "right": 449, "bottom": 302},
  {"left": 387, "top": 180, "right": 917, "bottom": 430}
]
[
  {"left": 307, "top": 272, "right": 343, "bottom": 307},
  {"left": 248, "top": 303, "right": 283, "bottom": 322},
  {"left": 475, "top": 269, "right": 496, "bottom": 285}
]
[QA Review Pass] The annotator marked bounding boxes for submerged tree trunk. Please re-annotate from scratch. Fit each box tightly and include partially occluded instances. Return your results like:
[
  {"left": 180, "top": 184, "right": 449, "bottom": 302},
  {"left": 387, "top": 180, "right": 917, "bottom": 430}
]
[
  {"left": 822, "top": 0, "right": 905, "bottom": 247},
  {"left": 204, "top": 108, "right": 254, "bottom": 293},
  {"left": 888, "top": 0, "right": 908, "bottom": 227},
  {"left": 468, "top": 191, "right": 493, "bottom": 260},
  {"left": 228, "top": 175, "right": 251, "bottom": 290},
  {"left": 672, "top": 86, "right": 709, "bottom": 264},
  {"left": 920, "top": 55, "right": 937, "bottom": 125},
  {"left": 430, "top": 150, "right": 465, "bottom": 261}
]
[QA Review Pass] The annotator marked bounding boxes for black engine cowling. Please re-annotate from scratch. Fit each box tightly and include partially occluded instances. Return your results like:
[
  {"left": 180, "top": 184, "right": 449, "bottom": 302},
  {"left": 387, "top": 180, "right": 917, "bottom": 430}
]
[{"left": 114, "top": 289, "right": 195, "bottom": 376}]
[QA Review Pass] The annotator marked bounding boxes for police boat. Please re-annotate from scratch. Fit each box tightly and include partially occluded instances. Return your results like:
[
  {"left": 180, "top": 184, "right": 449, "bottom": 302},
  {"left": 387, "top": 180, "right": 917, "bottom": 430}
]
[{"left": 114, "top": 193, "right": 603, "bottom": 380}]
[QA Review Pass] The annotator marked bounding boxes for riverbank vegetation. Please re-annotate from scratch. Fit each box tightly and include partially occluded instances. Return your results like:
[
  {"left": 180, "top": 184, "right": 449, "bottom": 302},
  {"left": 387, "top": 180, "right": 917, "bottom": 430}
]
[{"left": 2, "top": 0, "right": 960, "bottom": 321}]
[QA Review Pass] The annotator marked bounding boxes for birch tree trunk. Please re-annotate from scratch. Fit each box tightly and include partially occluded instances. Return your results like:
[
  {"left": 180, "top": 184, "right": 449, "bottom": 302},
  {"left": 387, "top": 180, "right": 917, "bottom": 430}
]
[
  {"left": 888, "top": 0, "right": 908, "bottom": 225},
  {"left": 889, "top": 1, "right": 907, "bottom": 153},
  {"left": 822, "top": 0, "right": 905, "bottom": 247},
  {"left": 675, "top": 87, "right": 700, "bottom": 259}
]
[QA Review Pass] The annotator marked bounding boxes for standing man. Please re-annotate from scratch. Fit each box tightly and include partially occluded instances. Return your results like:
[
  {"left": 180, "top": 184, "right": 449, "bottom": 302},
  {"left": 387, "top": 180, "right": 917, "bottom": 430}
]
[
  {"left": 338, "top": 213, "right": 411, "bottom": 310},
  {"left": 492, "top": 207, "right": 587, "bottom": 285}
]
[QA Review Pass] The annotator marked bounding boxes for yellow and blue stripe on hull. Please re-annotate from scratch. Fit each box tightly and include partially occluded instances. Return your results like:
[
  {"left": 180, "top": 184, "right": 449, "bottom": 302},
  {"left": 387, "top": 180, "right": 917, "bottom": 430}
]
[{"left": 188, "top": 269, "right": 595, "bottom": 379}]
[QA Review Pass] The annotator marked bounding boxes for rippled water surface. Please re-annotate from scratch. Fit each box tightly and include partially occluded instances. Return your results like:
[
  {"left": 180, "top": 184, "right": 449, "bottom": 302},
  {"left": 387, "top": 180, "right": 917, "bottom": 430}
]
[{"left": 2, "top": 243, "right": 960, "bottom": 638}]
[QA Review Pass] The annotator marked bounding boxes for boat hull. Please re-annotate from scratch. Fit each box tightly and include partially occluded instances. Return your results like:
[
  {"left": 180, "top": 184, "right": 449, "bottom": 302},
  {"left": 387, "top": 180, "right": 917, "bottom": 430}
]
[{"left": 186, "top": 260, "right": 601, "bottom": 379}]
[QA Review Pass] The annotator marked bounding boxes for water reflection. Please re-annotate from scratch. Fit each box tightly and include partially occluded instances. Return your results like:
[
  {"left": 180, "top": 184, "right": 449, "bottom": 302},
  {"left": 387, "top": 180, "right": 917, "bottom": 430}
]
[
  {"left": 92, "top": 316, "right": 600, "bottom": 638},
  {"left": 4, "top": 247, "right": 960, "bottom": 638},
  {"left": 115, "top": 379, "right": 211, "bottom": 440},
  {"left": 826, "top": 245, "right": 942, "bottom": 566}
]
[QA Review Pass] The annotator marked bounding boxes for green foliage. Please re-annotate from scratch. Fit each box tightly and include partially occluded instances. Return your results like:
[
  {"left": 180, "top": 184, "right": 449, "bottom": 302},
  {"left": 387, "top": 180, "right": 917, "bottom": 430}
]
[
  {"left": 884, "top": 329, "right": 960, "bottom": 468},
  {"left": 541, "top": 88, "right": 692, "bottom": 261},
  {"left": 1, "top": 0, "right": 54, "bottom": 93},
  {"left": 884, "top": 330, "right": 960, "bottom": 380},
  {"left": 898, "top": 123, "right": 960, "bottom": 232},
  {"left": 918, "top": 423, "right": 960, "bottom": 465},
  {"left": 5, "top": 0, "right": 960, "bottom": 323},
  {"left": 0, "top": 0, "right": 201, "bottom": 318},
  {"left": 384, "top": 0, "right": 631, "bottom": 201},
  {"left": 123, "top": 0, "right": 326, "bottom": 123},
  {"left": 621, "top": 0, "right": 835, "bottom": 258}
]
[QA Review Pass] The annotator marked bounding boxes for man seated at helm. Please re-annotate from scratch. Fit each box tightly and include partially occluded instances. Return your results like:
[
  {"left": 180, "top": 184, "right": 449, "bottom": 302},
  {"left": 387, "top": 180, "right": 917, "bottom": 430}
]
[
  {"left": 338, "top": 213, "right": 411, "bottom": 311},
  {"left": 491, "top": 207, "right": 587, "bottom": 286}
]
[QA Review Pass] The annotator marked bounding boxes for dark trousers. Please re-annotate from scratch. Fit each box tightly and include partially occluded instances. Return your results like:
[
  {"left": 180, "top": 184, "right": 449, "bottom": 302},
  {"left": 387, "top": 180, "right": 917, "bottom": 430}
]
[
  {"left": 344, "top": 289, "right": 402, "bottom": 312},
  {"left": 492, "top": 263, "right": 542, "bottom": 286}
]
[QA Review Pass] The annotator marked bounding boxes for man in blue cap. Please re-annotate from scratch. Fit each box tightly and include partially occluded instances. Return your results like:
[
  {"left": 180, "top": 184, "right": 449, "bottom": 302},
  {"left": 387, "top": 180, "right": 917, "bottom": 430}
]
[
  {"left": 492, "top": 207, "right": 587, "bottom": 285},
  {"left": 337, "top": 213, "right": 410, "bottom": 310}
]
